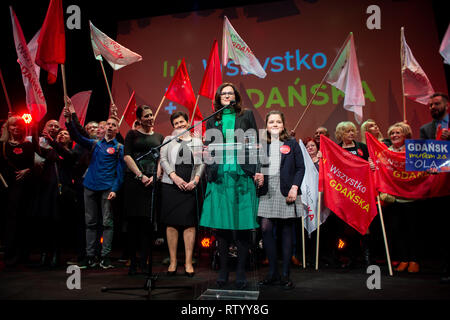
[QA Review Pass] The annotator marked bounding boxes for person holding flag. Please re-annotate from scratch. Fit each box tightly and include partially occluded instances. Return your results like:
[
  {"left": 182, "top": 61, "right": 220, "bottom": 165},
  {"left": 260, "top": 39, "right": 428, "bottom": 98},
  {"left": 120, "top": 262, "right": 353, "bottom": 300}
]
[
  {"left": 377, "top": 122, "right": 421, "bottom": 273},
  {"left": 332, "top": 121, "right": 372, "bottom": 268},
  {"left": 199, "top": 82, "right": 260, "bottom": 290},
  {"left": 257, "top": 110, "right": 305, "bottom": 289}
]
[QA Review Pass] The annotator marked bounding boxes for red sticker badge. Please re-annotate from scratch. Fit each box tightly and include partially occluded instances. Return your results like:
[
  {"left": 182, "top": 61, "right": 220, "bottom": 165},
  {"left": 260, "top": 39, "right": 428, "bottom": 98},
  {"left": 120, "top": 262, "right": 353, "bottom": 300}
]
[
  {"left": 107, "top": 147, "right": 115, "bottom": 155},
  {"left": 13, "top": 147, "right": 23, "bottom": 155},
  {"left": 280, "top": 145, "right": 291, "bottom": 155},
  {"left": 357, "top": 149, "right": 364, "bottom": 157}
]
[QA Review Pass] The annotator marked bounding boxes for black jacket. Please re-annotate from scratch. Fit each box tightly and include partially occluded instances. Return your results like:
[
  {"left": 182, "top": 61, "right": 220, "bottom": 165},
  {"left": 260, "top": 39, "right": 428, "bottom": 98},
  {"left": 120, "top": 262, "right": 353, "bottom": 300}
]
[
  {"left": 258, "top": 138, "right": 305, "bottom": 197},
  {"left": 204, "top": 109, "right": 259, "bottom": 182}
]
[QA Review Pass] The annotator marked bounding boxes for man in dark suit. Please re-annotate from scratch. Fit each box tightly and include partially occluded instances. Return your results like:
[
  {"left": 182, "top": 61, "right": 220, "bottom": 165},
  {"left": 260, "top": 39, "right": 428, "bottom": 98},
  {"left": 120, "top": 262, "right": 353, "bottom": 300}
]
[
  {"left": 419, "top": 92, "right": 450, "bottom": 284},
  {"left": 419, "top": 92, "right": 449, "bottom": 140}
]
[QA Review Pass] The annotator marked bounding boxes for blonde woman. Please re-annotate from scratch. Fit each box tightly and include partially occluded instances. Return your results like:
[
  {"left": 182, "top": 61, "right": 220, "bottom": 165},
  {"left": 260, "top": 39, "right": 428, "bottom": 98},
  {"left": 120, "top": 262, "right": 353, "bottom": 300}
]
[
  {"left": 360, "top": 119, "right": 391, "bottom": 147},
  {"left": 382, "top": 122, "right": 421, "bottom": 273}
]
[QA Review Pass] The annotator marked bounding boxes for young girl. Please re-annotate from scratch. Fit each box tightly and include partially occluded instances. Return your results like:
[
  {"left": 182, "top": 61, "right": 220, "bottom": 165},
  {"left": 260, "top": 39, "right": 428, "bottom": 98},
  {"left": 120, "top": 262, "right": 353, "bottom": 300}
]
[{"left": 257, "top": 110, "right": 305, "bottom": 289}]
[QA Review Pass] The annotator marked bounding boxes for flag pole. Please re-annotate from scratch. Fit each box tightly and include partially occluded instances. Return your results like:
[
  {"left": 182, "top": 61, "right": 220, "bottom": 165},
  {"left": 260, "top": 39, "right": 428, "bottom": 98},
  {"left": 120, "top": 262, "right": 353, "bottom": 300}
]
[
  {"left": 301, "top": 216, "right": 306, "bottom": 269},
  {"left": 153, "top": 95, "right": 166, "bottom": 123},
  {"left": 400, "top": 27, "right": 407, "bottom": 122},
  {"left": 376, "top": 195, "right": 393, "bottom": 276},
  {"left": 61, "top": 64, "right": 68, "bottom": 98},
  {"left": 293, "top": 33, "right": 352, "bottom": 132},
  {"left": 189, "top": 95, "right": 200, "bottom": 127},
  {"left": 0, "top": 67, "right": 13, "bottom": 114},
  {"left": 315, "top": 191, "right": 322, "bottom": 270},
  {"left": 98, "top": 60, "right": 115, "bottom": 106}
]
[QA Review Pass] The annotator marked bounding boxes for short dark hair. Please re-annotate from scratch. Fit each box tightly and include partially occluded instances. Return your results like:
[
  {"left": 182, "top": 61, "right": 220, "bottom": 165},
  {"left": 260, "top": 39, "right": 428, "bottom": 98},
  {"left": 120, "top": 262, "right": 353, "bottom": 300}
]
[
  {"left": 430, "top": 92, "right": 449, "bottom": 102},
  {"left": 136, "top": 105, "right": 153, "bottom": 119},
  {"left": 170, "top": 111, "right": 189, "bottom": 127}
]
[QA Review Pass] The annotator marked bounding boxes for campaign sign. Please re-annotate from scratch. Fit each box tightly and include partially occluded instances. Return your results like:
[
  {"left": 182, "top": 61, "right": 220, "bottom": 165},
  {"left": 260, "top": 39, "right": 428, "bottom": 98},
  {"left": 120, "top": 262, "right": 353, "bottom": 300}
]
[{"left": 405, "top": 139, "right": 450, "bottom": 172}]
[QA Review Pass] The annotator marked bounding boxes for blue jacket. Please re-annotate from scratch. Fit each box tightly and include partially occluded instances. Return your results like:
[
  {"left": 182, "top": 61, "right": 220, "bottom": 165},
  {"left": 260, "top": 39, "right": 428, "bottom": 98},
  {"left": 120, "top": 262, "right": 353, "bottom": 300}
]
[
  {"left": 67, "top": 120, "right": 124, "bottom": 192},
  {"left": 258, "top": 138, "right": 305, "bottom": 197}
]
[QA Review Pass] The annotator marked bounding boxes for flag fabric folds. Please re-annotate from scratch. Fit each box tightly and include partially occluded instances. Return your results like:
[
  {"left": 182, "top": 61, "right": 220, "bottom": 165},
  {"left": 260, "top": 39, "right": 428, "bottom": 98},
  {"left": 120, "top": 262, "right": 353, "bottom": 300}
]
[
  {"left": 199, "top": 40, "right": 222, "bottom": 110},
  {"left": 299, "top": 140, "right": 330, "bottom": 235},
  {"left": 10, "top": 7, "right": 47, "bottom": 121},
  {"left": 90, "top": 21, "right": 143, "bottom": 70},
  {"left": 222, "top": 16, "right": 267, "bottom": 79},
  {"left": 122, "top": 90, "right": 137, "bottom": 128},
  {"left": 365, "top": 132, "right": 450, "bottom": 199},
  {"left": 35, "top": 0, "right": 65, "bottom": 84},
  {"left": 319, "top": 135, "right": 378, "bottom": 235},
  {"left": 58, "top": 91, "right": 92, "bottom": 129},
  {"left": 439, "top": 23, "right": 450, "bottom": 65},
  {"left": 165, "top": 59, "right": 204, "bottom": 127},
  {"left": 401, "top": 27, "right": 434, "bottom": 105},
  {"left": 326, "top": 33, "right": 365, "bottom": 124}
]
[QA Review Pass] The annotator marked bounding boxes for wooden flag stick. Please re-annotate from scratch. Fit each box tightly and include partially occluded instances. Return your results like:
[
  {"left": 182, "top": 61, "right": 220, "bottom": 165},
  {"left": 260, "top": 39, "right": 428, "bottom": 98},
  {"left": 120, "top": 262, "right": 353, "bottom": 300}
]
[
  {"left": 0, "top": 172, "right": 8, "bottom": 189},
  {"left": 400, "top": 27, "right": 407, "bottom": 122},
  {"left": 0, "top": 67, "right": 13, "bottom": 114},
  {"left": 315, "top": 191, "right": 322, "bottom": 270},
  {"left": 61, "top": 64, "right": 68, "bottom": 100},
  {"left": 301, "top": 216, "right": 306, "bottom": 269},
  {"left": 153, "top": 95, "right": 166, "bottom": 123},
  {"left": 292, "top": 33, "right": 352, "bottom": 132},
  {"left": 377, "top": 195, "right": 393, "bottom": 276},
  {"left": 189, "top": 95, "right": 200, "bottom": 127},
  {"left": 98, "top": 60, "right": 115, "bottom": 106}
]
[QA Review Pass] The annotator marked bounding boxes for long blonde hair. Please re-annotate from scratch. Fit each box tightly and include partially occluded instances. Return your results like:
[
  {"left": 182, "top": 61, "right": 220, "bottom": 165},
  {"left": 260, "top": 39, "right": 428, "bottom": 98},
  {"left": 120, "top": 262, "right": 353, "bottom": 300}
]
[{"left": 0, "top": 116, "right": 26, "bottom": 143}]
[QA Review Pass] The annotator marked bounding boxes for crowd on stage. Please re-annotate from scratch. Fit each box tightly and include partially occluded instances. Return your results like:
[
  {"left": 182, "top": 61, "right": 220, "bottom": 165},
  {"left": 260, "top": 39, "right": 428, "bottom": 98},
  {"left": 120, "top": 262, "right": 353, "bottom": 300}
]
[{"left": 1, "top": 85, "right": 449, "bottom": 289}]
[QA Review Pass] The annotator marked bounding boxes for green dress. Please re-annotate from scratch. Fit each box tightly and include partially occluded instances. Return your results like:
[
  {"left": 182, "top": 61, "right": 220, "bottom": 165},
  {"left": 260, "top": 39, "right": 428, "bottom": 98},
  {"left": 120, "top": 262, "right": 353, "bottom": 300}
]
[{"left": 200, "top": 109, "right": 259, "bottom": 230}]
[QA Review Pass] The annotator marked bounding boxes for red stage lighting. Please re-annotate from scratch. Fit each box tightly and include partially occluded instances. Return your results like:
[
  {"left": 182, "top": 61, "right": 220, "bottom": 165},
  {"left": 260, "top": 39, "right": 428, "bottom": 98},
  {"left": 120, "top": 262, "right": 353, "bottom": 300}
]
[
  {"left": 21, "top": 113, "right": 32, "bottom": 124},
  {"left": 201, "top": 237, "right": 212, "bottom": 248}
]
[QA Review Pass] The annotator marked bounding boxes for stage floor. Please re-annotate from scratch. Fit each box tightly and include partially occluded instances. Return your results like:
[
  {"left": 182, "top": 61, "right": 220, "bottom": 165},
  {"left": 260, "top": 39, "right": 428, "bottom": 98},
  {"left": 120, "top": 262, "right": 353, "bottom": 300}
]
[{"left": 1, "top": 251, "right": 450, "bottom": 301}]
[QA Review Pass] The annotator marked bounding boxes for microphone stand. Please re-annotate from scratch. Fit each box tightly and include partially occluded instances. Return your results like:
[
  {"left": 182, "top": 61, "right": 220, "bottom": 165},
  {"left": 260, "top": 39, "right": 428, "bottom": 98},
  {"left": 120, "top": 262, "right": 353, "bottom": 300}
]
[{"left": 101, "top": 102, "right": 233, "bottom": 299}]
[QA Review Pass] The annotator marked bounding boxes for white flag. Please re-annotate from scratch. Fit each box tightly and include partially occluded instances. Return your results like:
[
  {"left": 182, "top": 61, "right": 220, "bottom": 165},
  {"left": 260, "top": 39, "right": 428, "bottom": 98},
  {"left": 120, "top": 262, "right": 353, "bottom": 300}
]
[
  {"left": 90, "top": 21, "right": 142, "bottom": 70},
  {"left": 10, "top": 7, "right": 47, "bottom": 121},
  {"left": 401, "top": 27, "right": 434, "bottom": 105},
  {"left": 439, "top": 23, "right": 450, "bottom": 65},
  {"left": 222, "top": 16, "right": 267, "bottom": 78},
  {"left": 326, "top": 33, "right": 365, "bottom": 124},
  {"left": 299, "top": 140, "right": 330, "bottom": 235}
]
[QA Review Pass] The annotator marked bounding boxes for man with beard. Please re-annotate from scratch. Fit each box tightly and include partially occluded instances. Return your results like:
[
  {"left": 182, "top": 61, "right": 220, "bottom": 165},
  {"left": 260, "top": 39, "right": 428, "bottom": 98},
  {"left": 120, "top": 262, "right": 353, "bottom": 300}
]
[
  {"left": 419, "top": 92, "right": 450, "bottom": 284},
  {"left": 420, "top": 92, "right": 449, "bottom": 140}
]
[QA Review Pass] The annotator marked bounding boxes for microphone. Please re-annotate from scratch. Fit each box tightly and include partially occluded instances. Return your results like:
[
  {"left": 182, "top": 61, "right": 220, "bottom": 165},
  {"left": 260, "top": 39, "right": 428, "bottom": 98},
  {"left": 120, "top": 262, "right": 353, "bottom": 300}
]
[{"left": 228, "top": 100, "right": 236, "bottom": 107}]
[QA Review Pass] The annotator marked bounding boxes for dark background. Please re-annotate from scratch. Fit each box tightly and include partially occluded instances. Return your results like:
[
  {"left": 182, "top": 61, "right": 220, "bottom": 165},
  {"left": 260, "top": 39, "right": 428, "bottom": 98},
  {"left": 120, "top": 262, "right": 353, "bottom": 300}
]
[{"left": 1, "top": 0, "right": 449, "bottom": 129}]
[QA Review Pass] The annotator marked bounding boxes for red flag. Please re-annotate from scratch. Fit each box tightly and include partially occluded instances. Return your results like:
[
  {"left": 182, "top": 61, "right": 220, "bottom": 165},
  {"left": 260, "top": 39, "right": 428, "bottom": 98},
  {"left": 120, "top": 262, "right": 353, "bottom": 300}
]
[
  {"left": 165, "top": 58, "right": 204, "bottom": 128},
  {"left": 366, "top": 132, "right": 450, "bottom": 198},
  {"left": 58, "top": 91, "right": 92, "bottom": 129},
  {"left": 122, "top": 91, "right": 137, "bottom": 128},
  {"left": 199, "top": 40, "right": 222, "bottom": 110},
  {"left": 319, "top": 135, "right": 378, "bottom": 235},
  {"left": 35, "top": 0, "right": 65, "bottom": 84}
]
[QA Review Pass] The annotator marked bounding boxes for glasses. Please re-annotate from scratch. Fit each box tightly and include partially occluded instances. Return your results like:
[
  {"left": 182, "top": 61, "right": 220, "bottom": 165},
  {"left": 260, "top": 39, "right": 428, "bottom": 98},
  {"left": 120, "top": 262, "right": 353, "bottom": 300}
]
[{"left": 220, "top": 91, "right": 235, "bottom": 96}]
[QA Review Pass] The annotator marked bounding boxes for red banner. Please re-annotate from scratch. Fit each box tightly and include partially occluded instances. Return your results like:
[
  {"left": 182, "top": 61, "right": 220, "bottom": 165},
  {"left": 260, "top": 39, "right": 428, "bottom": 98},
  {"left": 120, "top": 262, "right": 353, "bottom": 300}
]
[
  {"left": 366, "top": 132, "right": 450, "bottom": 199},
  {"left": 319, "top": 135, "right": 378, "bottom": 235}
]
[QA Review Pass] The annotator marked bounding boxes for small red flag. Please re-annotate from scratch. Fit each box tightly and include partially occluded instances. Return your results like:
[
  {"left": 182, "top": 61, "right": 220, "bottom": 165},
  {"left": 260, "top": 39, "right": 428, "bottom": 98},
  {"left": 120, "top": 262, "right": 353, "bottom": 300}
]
[
  {"left": 122, "top": 91, "right": 137, "bottom": 128},
  {"left": 35, "top": 0, "right": 65, "bottom": 84},
  {"left": 165, "top": 59, "right": 203, "bottom": 127},
  {"left": 199, "top": 40, "right": 222, "bottom": 110}
]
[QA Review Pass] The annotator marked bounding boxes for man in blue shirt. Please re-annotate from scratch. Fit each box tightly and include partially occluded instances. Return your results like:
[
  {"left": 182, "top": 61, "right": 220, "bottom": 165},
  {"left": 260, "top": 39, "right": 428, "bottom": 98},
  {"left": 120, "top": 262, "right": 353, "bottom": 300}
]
[{"left": 64, "top": 97, "right": 124, "bottom": 269}]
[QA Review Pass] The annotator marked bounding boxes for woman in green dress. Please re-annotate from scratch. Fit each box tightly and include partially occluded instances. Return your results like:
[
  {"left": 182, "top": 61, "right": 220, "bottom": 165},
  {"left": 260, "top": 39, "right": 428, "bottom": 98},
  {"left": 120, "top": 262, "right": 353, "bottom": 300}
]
[{"left": 200, "top": 82, "right": 262, "bottom": 290}]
